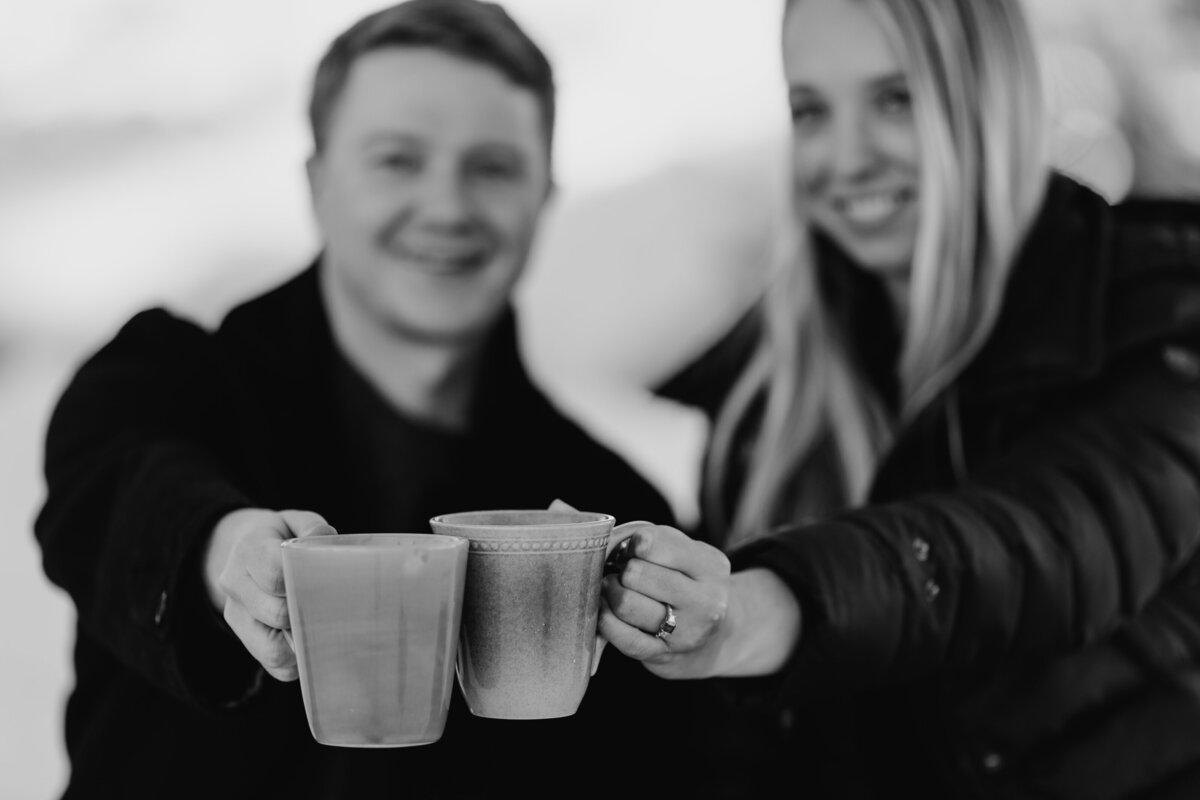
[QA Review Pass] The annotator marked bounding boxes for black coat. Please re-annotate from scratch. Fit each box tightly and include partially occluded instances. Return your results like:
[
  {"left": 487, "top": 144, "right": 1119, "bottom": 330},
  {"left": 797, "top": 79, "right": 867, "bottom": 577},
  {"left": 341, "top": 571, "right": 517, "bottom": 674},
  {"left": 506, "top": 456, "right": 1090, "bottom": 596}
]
[
  {"left": 34, "top": 265, "right": 776, "bottom": 799},
  {"left": 663, "top": 175, "right": 1200, "bottom": 799}
]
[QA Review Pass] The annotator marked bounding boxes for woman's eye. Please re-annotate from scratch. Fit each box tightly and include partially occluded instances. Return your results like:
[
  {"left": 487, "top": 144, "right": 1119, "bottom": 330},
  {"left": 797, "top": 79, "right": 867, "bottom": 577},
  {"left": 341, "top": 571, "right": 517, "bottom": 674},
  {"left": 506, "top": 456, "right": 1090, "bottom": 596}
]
[{"left": 875, "top": 86, "right": 913, "bottom": 116}]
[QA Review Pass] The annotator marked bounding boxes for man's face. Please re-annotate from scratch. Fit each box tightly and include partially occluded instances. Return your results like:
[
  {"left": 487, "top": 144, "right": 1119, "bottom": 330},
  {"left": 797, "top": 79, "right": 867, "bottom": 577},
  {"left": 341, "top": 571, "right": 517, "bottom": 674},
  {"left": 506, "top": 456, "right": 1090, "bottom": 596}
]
[{"left": 309, "top": 47, "right": 552, "bottom": 345}]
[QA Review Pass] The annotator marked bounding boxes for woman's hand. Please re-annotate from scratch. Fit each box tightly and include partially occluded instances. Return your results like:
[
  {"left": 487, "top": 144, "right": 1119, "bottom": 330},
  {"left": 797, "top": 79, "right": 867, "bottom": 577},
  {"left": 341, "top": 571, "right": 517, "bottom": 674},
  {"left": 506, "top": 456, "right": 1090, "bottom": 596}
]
[
  {"left": 599, "top": 522, "right": 804, "bottom": 679},
  {"left": 203, "top": 508, "right": 337, "bottom": 681},
  {"left": 598, "top": 522, "right": 734, "bottom": 679}
]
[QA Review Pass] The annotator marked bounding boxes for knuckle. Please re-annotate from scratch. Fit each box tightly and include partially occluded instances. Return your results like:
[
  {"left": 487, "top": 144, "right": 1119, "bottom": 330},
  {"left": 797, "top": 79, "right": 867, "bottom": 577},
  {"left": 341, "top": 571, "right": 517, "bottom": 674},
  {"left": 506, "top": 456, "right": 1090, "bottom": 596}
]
[
  {"left": 608, "top": 591, "right": 637, "bottom": 620},
  {"left": 264, "top": 598, "right": 290, "bottom": 630},
  {"left": 261, "top": 642, "right": 294, "bottom": 670},
  {"left": 222, "top": 599, "right": 248, "bottom": 631},
  {"left": 637, "top": 525, "right": 671, "bottom": 555},
  {"left": 634, "top": 641, "right": 660, "bottom": 661},
  {"left": 267, "top": 665, "right": 299, "bottom": 682},
  {"left": 216, "top": 565, "right": 234, "bottom": 594},
  {"left": 644, "top": 648, "right": 673, "bottom": 666},
  {"left": 259, "top": 561, "right": 286, "bottom": 595},
  {"left": 629, "top": 530, "right": 654, "bottom": 560},
  {"left": 597, "top": 613, "right": 620, "bottom": 641},
  {"left": 705, "top": 596, "right": 729, "bottom": 626},
  {"left": 282, "top": 509, "right": 333, "bottom": 538}
]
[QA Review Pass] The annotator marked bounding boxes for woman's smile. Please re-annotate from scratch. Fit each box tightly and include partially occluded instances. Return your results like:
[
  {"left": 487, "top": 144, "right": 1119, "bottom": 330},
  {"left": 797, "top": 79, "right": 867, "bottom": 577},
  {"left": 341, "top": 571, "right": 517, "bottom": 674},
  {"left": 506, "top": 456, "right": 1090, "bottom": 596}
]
[{"left": 832, "top": 186, "right": 917, "bottom": 230}]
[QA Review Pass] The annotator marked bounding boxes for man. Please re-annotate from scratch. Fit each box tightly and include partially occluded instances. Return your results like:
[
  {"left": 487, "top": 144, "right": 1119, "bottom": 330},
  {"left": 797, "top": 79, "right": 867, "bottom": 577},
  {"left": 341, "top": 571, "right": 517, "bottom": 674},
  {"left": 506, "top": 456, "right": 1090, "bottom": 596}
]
[{"left": 34, "top": 2, "right": 730, "bottom": 797}]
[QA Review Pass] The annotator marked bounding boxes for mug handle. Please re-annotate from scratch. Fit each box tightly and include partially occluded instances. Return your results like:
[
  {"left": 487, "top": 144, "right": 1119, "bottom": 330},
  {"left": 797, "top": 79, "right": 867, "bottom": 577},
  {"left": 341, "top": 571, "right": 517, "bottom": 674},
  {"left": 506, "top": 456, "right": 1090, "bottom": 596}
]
[
  {"left": 547, "top": 498, "right": 646, "bottom": 566},
  {"left": 548, "top": 499, "right": 658, "bottom": 677}
]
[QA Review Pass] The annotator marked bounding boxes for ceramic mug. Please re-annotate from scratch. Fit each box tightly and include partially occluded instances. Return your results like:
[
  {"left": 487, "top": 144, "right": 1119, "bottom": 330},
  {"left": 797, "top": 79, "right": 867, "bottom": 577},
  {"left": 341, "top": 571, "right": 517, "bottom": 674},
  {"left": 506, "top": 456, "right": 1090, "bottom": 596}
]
[
  {"left": 428, "top": 509, "right": 614, "bottom": 719},
  {"left": 281, "top": 533, "right": 469, "bottom": 746}
]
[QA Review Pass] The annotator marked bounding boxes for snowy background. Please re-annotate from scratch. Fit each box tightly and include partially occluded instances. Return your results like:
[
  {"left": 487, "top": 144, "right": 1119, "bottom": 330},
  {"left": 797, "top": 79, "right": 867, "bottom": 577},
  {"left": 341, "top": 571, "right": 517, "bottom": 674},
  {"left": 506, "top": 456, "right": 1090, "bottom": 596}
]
[{"left": 2, "top": 1, "right": 1197, "bottom": 796}]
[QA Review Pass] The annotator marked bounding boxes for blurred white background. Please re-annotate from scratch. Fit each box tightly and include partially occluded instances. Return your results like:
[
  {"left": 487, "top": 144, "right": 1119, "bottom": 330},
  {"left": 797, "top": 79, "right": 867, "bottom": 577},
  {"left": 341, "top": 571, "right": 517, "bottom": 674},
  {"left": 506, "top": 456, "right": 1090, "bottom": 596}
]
[{"left": 2, "top": 1, "right": 1197, "bottom": 797}]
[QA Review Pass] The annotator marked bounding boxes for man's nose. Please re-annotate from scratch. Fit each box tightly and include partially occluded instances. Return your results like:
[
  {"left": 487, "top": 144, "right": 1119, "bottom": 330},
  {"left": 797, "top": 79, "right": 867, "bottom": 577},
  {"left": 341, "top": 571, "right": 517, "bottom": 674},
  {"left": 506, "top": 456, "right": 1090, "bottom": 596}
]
[{"left": 418, "top": 166, "right": 473, "bottom": 224}]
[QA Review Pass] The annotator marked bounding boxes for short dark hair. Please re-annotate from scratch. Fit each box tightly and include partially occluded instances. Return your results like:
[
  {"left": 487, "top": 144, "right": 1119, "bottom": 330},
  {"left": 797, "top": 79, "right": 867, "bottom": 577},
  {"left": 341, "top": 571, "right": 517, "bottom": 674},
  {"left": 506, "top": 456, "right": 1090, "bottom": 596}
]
[{"left": 308, "top": 0, "right": 555, "bottom": 157}]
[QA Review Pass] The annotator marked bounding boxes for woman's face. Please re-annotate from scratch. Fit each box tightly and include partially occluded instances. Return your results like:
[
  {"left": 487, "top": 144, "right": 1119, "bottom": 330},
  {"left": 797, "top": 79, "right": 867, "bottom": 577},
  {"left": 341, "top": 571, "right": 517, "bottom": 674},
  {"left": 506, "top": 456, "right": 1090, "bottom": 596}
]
[{"left": 783, "top": 0, "right": 921, "bottom": 275}]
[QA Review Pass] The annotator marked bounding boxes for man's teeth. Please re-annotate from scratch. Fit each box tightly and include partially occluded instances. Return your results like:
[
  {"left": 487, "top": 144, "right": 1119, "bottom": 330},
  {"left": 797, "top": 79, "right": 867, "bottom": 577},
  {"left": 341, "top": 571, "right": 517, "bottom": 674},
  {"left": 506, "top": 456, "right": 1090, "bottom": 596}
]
[
  {"left": 406, "top": 249, "right": 484, "bottom": 269},
  {"left": 841, "top": 191, "right": 907, "bottom": 225}
]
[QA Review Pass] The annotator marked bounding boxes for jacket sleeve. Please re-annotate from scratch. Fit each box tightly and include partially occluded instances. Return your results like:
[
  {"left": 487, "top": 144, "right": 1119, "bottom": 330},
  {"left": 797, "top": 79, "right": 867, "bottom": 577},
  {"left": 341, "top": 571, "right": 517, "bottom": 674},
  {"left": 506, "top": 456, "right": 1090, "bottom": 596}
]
[
  {"left": 34, "top": 308, "right": 262, "bottom": 709},
  {"left": 730, "top": 336, "right": 1200, "bottom": 700}
]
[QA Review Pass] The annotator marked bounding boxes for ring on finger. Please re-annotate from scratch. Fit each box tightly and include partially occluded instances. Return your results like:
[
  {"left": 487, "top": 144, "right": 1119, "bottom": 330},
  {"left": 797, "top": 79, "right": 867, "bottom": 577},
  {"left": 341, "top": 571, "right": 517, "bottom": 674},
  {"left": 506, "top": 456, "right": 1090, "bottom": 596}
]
[{"left": 655, "top": 603, "right": 677, "bottom": 640}]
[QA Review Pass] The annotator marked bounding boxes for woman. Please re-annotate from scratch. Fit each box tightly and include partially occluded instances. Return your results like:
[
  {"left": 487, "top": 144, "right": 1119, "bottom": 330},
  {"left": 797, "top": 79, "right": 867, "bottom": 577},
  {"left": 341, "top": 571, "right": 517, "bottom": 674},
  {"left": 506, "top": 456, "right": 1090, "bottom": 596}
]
[{"left": 599, "top": 0, "right": 1200, "bottom": 797}]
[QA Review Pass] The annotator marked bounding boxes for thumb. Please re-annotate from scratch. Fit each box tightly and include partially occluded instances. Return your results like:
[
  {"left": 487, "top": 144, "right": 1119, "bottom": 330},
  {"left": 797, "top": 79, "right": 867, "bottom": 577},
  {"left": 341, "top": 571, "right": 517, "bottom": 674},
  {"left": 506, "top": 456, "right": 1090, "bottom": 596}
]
[
  {"left": 278, "top": 509, "right": 337, "bottom": 539},
  {"left": 592, "top": 595, "right": 614, "bottom": 676},
  {"left": 547, "top": 498, "right": 577, "bottom": 512}
]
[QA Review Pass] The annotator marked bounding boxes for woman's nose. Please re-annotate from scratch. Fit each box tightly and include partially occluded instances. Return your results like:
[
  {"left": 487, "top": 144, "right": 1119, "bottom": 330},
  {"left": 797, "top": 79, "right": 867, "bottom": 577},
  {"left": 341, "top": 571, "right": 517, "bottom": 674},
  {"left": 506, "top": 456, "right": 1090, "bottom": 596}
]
[{"left": 829, "top": 111, "right": 879, "bottom": 180}]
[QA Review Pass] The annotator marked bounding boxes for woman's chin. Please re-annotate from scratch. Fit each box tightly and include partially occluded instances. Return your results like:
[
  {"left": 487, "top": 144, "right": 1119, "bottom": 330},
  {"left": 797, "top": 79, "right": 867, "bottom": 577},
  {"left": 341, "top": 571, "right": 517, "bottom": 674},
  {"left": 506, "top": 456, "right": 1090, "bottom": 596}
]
[{"left": 831, "top": 235, "right": 914, "bottom": 276}]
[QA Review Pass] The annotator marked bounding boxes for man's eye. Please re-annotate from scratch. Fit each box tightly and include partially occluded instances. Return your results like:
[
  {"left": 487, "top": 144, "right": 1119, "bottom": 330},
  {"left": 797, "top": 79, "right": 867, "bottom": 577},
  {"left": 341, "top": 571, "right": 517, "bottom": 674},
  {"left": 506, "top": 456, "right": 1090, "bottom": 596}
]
[
  {"left": 468, "top": 160, "right": 521, "bottom": 182},
  {"left": 790, "top": 102, "right": 828, "bottom": 129},
  {"left": 378, "top": 153, "right": 421, "bottom": 173}
]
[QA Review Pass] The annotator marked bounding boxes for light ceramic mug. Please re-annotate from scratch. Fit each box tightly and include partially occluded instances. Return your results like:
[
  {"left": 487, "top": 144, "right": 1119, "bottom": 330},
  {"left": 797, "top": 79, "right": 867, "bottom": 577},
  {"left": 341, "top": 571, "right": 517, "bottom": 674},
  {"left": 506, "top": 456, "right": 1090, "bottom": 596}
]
[
  {"left": 280, "top": 533, "right": 469, "bottom": 747},
  {"left": 428, "top": 509, "right": 614, "bottom": 719}
]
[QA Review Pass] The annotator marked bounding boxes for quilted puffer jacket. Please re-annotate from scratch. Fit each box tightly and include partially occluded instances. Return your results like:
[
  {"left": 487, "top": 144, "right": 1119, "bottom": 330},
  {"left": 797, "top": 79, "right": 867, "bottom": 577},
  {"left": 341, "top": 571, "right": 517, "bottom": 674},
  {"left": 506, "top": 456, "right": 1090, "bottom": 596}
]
[{"left": 664, "top": 174, "right": 1200, "bottom": 799}]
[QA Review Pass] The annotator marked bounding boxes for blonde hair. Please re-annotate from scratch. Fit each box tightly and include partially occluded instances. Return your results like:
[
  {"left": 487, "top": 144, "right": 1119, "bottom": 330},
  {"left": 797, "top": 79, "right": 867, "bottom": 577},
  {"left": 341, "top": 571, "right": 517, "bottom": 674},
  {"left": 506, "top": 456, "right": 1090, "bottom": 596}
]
[{"left": 708, "top": 0, "right": 1050, "bottom": 547}]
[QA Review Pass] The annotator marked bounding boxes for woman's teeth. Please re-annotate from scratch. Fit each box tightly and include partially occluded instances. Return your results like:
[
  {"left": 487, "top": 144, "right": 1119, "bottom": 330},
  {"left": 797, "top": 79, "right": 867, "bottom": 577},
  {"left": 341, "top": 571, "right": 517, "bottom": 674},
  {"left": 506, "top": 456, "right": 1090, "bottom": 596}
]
[{"left": 839, "top": 190, "right": 910, "bottom": 226}]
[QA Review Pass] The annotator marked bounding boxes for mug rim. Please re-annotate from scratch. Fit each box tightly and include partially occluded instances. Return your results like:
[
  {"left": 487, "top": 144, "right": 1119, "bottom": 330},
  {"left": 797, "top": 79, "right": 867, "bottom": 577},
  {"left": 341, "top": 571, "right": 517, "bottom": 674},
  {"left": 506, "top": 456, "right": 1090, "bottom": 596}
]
[
  {"left": 429, "top": 509, "right": 615, "bottom": 529},
  {"left": 280, "top": 532, "right": 468, "bottom": 550}
]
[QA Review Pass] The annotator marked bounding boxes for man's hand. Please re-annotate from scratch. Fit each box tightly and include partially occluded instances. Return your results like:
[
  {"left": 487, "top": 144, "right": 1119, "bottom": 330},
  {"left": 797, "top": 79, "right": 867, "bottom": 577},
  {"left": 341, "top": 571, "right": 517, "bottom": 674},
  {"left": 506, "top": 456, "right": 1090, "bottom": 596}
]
[{"left": 204, "top": 508, "right": 336, "bottom": 681}]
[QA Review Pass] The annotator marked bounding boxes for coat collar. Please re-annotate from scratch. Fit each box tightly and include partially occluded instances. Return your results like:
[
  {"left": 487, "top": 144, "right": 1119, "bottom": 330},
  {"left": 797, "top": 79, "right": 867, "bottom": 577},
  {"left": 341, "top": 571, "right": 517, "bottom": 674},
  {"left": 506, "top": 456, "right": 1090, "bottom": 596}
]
[
  {"left": 963, "top": 176, "right": 1200, "bottom": 399},
  {"left": 958, "top": 173, "right": 1115, "bottom": 399},
  {"left": 820, "top": 173, "right": 1196, "bottom": 403},
  {"left": 218, "top": 255, "right": 535, "bottom": 429},
  {"left": 813, "top": 174, "right": 1122, "bottom": 406}
]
